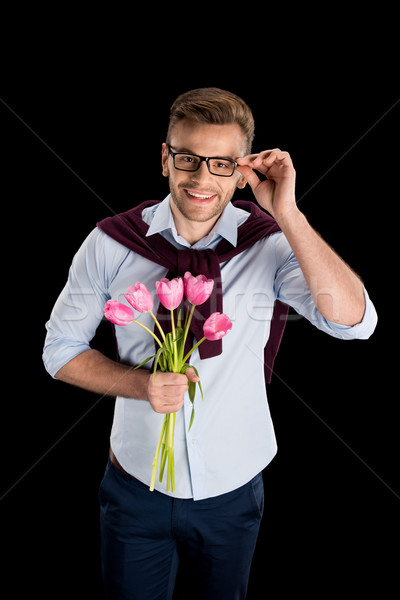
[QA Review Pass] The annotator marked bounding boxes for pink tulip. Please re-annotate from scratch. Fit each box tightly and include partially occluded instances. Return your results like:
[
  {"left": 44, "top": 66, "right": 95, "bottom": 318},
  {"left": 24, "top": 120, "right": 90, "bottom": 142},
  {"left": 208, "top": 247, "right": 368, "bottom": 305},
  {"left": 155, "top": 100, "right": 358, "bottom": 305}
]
[
  {"left": 124, "top": 282, "right": 154, "bottom": 313},
  {"left": 203, "top": 312, "right": 232, "bottom": 340},
  {"left": 184, "top": 271, "right": 214, "bottom": 306},
  {"left": 155, "top": 277, "right": 184, "bottom": 310},
  {"left": 104, "top": 300, "right": 135, "bottom": 326}
]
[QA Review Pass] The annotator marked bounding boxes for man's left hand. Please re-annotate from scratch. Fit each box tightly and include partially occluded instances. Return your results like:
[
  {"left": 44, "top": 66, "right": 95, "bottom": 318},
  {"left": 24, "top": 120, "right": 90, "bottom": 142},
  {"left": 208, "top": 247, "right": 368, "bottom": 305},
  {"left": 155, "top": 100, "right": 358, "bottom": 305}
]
[{"left": 236, "top": 149, "right": 296, "bottom": 221}]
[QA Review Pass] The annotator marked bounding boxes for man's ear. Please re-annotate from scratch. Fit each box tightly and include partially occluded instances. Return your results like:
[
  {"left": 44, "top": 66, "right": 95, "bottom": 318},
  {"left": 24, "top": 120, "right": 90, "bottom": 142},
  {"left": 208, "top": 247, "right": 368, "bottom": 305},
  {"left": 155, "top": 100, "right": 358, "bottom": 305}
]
[
  {"left": 161, "top": 143, "right": 169, "bottom": 177},
  {"left": 236, "top": 173, "right": 247, "bottom": 189}
]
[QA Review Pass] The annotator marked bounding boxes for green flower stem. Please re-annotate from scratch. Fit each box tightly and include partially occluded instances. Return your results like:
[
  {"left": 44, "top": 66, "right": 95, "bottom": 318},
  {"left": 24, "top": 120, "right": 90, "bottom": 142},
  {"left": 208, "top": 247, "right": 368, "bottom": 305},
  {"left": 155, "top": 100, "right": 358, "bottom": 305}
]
[
  {"left": 181, "top": 336, "right": 206, "bottom": 365},
  {"left": 159, "top": 440, "right": 167, "bottom": 482},
  {"left": 184, "top": 303, "right": 196, "bottom": 344},
  {"left": 150, "top": 415, "right": 167, "bottom": 491},
  {"left": 132, "top": 320, "right": 163, "bottom": 348},
  {"left": 159, "top": 417, "right": 170, "bottom": 481},
  {"left": 180, "top": 303, "right": 196, "bottom": 363},
  {"left": 167, "top": 413, "right": 176, "bottom": 492},
  {"left": 171, "top": 414, "right": 176, "bottom": 492},
  {"left": 169, "top": 445, "right": 175, "bottom": 493},
  {"left": 157, "top": 412, "right": 176, "bottom": 493},
  {"left": 170, "top": 309, "right": 178, "bottom": 372},
  {"left": 149, "top": 310, "right": 166, "bottom": 343},
  {"left": 149, "top": 303, "right": 204, "bottom": 494}
]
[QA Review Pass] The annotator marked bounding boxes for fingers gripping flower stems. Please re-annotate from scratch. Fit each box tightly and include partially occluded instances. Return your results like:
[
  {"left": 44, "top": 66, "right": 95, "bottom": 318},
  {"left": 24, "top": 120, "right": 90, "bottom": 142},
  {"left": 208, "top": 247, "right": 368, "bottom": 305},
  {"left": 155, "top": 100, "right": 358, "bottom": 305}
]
[{"left": 104, "top": 272, "right": 232, "bottom": 493}]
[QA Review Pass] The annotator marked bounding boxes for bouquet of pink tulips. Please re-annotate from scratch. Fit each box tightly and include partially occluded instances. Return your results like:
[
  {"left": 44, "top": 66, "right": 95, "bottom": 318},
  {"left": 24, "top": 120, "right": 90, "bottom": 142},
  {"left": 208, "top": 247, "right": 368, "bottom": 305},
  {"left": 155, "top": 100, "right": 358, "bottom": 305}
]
[{"left": 104, "top": 271, "right": 232, "bottom": 493}]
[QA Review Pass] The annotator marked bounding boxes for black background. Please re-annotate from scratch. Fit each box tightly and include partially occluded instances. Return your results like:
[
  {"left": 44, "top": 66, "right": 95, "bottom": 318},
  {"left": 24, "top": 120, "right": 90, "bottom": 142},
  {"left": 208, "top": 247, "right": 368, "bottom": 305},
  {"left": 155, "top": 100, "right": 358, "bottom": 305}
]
[{"left": 1, "top": 12, "right": 399, "bottom": 599}]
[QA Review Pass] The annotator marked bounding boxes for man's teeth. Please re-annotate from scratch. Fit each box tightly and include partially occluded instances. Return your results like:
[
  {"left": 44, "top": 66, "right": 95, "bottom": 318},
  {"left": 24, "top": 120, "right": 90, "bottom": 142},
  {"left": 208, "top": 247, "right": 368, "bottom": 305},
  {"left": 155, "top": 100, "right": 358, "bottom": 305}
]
[{"left": 187, "top": 191, "right": 214, "bottom": 199}]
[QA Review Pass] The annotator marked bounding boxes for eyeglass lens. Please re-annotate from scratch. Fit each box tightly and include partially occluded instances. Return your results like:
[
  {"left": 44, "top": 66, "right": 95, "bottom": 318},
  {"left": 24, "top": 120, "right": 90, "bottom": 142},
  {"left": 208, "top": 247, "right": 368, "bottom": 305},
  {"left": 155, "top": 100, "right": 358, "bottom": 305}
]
[{"left": 174, "top": 153, "right": 235, "bottom": 176}]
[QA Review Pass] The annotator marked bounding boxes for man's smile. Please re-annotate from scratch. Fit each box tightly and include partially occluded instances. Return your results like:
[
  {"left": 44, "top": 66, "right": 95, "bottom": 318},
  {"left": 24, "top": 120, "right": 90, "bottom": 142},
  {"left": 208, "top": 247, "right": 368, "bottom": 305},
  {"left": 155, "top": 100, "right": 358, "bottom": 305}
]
[{"left": 183, "top": 188, "right": 218, "bottom": 204}]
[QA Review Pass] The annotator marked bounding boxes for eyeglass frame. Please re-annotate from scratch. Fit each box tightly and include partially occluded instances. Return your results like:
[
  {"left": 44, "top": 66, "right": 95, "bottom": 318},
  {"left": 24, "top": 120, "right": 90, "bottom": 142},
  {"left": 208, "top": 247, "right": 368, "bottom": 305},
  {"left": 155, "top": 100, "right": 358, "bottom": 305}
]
[{"left": 167, "top": 144, "right": 238, "bottom": 178}]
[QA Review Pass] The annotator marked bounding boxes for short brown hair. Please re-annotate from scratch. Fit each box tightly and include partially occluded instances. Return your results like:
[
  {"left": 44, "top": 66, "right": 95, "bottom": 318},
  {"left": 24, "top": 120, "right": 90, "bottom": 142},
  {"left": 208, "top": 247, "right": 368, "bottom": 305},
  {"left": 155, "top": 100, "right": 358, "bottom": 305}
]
[{"left": 166, "top": 87, "right": 255, "bottom": 154}]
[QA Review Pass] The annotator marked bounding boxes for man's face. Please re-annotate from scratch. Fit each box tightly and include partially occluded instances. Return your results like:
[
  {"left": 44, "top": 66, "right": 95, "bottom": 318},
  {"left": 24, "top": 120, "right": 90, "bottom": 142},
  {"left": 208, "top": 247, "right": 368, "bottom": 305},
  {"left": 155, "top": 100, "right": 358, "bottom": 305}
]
[{"left": 162, "top": 119, "right": 247, "bottom": 225}]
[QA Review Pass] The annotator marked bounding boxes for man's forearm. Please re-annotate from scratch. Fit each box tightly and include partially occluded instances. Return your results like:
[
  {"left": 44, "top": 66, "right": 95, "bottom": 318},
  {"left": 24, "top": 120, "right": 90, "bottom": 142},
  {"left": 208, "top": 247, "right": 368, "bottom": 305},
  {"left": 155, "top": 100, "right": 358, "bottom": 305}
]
[
  {"left": 236, "top": 149, "right": 366, "bottom": 326},
  {"left": 54, "top": 349, "right": 196, "bottom": 414},
  {"left": 55, "top": 349, "right": 149, "bottom": 399},
  {"left": 279, "top": 209, "right": 365, "bottom": 326}
]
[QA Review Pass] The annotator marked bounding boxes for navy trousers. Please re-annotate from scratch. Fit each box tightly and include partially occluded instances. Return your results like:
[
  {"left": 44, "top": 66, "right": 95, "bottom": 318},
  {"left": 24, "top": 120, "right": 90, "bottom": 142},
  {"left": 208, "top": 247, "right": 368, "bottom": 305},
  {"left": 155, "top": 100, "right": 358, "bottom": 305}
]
[{"left": 98, "top": 458, "right": 264, "bottom": 600}]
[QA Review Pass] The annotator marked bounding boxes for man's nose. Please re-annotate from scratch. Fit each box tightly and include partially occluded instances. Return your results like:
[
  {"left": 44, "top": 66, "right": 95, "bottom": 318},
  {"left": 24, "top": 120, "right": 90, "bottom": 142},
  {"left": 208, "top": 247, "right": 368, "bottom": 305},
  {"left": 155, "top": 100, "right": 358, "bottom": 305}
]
[{"left": 191, "top": 160, "right": 213, "bottom": 181}]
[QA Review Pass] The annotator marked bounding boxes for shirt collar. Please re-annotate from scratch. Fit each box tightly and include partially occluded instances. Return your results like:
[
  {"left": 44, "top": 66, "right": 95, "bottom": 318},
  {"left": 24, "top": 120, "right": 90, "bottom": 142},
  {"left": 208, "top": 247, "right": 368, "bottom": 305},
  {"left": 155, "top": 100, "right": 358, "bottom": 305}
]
[
  {"left": 145, "top": 194, "right": 239, "bottom": 248},
  {"left": 145, "top": 195, "right": 175, "bottom": 237}
]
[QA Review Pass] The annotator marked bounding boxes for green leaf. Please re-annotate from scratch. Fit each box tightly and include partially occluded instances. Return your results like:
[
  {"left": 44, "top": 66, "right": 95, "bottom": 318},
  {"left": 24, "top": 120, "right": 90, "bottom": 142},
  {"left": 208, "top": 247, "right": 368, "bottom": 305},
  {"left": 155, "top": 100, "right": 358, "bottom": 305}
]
[
  {"left": 184, "top": 303, "right": 190, "bottom": 329},
  {"left": 133, "top": 355, "right": 155, "bottom": 370},
  {"left": 153, "top": 346, "right": 165, "bottom": 381},
  {"left": 191, "top": 365, "right": 204, "bottom": 400},
  {"left": 174, "top": 327, "right": 184, "bottom": 365},
  {"left": 159, "top": 351, "right": 167, "bottom": 372},
  {"left": 188, "top": 380, "right": 196, "bottom": 404},
  {"left": 188, "top": 406, "right": 195, "bottom": 431},
  {"left": 179, "top": 363, "right": 191, "bottom": 375},
  {"left": 173, "top": 327, "right": 184, "bottom": 343},
  {"left": 165, "top": 329, "right": 183, "bottom": 352},
  {"left": 164, "top": 332, "right": 173, "bottom": 355}
]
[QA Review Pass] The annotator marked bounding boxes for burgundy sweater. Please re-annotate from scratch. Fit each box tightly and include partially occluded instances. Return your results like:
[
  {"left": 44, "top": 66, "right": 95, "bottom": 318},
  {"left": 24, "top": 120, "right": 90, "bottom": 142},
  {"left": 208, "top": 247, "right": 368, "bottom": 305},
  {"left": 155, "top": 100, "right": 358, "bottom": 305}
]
[{"left": 97, "top": 200, "right": 289, "bottom": 383}]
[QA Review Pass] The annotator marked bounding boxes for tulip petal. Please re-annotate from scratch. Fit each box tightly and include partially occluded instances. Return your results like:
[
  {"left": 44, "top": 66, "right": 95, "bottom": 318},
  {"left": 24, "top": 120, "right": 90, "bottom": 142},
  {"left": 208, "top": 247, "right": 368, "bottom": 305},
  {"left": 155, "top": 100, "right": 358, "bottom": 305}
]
[
  {"left": 104, "top": 300, "right": 135, "bottom": 326},
  {"left": 184, "top": 272, "right": 214, "bottom": 306},
  {"left": 203, "top": 312, "right": 232, "bottom": 340},
  {"left": 155, "top": 277, "right": 184, "bottom": 310},
  {"left": 125, "top": 282, "right": 154, "bottom": 312}
]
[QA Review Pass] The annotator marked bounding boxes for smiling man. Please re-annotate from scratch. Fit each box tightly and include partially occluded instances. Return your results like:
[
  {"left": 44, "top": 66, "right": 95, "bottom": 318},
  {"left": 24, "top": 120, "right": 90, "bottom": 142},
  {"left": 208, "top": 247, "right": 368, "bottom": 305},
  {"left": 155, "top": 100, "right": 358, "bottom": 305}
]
[
  {"left": 43, "top": 87, "right": 377, "bottom": 599},
  {"left": 163, "top": 118, "right": 248, "bottom": 241}
]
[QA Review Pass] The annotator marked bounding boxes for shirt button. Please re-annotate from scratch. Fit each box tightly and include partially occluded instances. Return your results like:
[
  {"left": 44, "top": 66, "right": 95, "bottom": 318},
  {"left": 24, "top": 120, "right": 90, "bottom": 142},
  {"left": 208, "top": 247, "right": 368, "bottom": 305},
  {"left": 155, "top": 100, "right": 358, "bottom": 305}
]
[{"left": 191, "top": 439, "right": 197, "bottom": 445}]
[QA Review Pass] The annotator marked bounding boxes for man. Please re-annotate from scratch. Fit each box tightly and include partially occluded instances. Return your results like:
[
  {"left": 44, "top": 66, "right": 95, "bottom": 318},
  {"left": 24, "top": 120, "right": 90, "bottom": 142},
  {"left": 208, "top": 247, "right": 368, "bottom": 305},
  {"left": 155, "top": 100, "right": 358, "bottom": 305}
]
[{"left": 43, "top": 87, "right": 377, "bottom": 599}]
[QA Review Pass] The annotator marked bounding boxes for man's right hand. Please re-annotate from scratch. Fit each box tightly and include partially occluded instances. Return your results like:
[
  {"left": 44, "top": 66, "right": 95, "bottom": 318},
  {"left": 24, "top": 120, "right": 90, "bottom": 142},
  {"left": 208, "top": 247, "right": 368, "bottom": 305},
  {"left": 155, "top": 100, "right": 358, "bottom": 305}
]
[
  {"left": 55, "top": 349, "right": 199, "bottom": 414},
  {"left": 147, "top": 368, "right": 199, "bottom": 414}
]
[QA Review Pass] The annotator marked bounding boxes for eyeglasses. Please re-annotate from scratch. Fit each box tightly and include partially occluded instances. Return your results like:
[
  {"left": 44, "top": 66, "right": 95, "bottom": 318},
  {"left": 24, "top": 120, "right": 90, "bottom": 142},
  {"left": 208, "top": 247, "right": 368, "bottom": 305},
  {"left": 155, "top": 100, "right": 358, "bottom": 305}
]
[{"left": 167, "top": 144, "right": 238, "bottom": 177}]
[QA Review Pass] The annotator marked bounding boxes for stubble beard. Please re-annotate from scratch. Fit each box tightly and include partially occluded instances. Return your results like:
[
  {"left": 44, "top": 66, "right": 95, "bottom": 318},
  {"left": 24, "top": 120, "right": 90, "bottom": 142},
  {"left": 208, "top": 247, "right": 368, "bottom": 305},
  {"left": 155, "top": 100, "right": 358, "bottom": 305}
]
[{"left": 169, "top": 183, "right": 233, "bottom": 224}]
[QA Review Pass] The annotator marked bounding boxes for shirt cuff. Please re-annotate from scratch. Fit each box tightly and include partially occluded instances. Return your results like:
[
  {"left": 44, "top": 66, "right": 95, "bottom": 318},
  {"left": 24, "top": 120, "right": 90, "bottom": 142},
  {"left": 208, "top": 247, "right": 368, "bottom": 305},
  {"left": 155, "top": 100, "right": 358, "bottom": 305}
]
[
  {"left": 42, "top": 339, "right": 91, "bottom": 379},
  {"left": 323, "top": 286, "right": 378, "bottom": 340}
]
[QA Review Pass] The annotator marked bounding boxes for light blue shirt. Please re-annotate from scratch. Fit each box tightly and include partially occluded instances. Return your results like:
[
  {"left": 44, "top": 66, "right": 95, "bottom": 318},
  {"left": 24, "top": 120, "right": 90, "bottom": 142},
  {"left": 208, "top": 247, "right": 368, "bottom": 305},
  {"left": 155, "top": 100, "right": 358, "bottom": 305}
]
[{"left": 43, "top": 195, "right": 378, "bottom": 500}]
